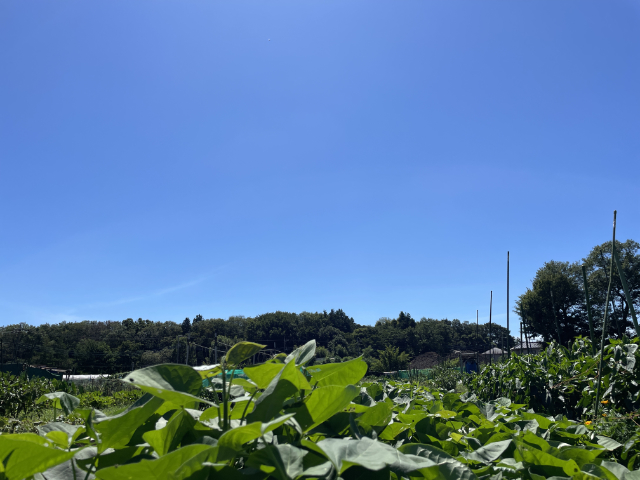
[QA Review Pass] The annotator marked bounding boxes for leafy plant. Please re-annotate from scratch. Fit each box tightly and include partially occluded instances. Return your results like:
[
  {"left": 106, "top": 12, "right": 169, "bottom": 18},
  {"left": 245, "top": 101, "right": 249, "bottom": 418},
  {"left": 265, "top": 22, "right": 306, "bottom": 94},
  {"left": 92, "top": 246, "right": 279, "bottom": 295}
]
[
  {"left": 0, "top": 339, "right": 633, "bottom": 480},
  {"left": 370, "top": 345, "right": 410, "bottom": 372}
]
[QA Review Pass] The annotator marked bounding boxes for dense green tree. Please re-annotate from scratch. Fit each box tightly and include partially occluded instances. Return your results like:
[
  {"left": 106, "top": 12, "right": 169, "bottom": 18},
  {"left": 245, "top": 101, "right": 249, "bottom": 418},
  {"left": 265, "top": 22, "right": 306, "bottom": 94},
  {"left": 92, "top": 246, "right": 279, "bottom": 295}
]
[
  {"left": 515, "top": 261, "right": 587, "bottom": 344},
  {"left": 582, "top": 240, "right": 640, "bottom": 338},
  {"left": 181, "top": 317, "right": 191, "bottom": 335},
  {"left": 516, "top": 239, "right": 640, "bottom": 343}
]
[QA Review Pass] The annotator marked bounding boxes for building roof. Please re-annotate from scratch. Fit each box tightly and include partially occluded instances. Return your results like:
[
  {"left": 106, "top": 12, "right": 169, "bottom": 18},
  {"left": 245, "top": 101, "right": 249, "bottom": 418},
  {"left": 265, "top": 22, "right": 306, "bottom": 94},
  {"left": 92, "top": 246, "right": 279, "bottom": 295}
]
[
  {"left": 481, "top": 347, "right": 504, "bottom": 355},
  {"left": 513, "top": 342, "right": 544, "bottom": 350}
]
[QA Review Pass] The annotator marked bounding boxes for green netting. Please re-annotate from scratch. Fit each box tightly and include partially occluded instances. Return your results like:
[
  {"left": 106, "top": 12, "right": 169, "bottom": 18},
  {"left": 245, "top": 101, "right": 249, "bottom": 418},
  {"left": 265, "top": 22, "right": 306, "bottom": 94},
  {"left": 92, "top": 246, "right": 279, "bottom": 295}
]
[{"left": 202, "top": 369, "right": 248, "bottom": 387}]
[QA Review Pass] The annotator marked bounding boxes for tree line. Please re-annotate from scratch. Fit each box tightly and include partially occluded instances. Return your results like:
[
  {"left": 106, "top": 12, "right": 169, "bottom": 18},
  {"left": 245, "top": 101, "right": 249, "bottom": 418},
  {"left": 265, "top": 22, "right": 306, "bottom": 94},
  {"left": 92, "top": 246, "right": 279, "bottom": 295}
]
[
  {"left": 516, "top": 239, "right": 640, "bottom": 344},
  {"left": 0, "top": 310, "right": 510, "bottom": 374}
]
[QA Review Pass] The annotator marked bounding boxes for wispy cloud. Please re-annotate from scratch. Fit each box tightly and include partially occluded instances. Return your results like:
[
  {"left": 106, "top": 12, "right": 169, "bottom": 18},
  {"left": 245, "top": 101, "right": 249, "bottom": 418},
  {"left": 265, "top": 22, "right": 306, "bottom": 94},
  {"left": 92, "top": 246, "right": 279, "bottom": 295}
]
[
  {"left": 82, "top": 275, "right": 211, "bottom": 309},
  {"left": 0, "top": 264, "right": 232, "bottom": 325}
]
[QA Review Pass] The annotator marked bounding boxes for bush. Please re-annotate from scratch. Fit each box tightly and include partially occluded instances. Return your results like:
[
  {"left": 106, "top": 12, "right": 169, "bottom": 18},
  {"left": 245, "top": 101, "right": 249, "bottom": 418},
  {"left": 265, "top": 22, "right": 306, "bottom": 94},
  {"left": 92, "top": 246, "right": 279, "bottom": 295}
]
[{"left": 426, "top": 365, "right": 463, "bottom": 391}]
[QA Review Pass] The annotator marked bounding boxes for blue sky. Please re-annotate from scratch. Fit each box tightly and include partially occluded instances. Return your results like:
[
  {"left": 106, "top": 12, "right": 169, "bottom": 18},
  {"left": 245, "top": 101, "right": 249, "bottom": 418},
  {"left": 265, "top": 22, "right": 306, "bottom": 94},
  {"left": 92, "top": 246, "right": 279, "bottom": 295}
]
[{"left": 1, "top": 0, "right": 639, "bottom": 331}]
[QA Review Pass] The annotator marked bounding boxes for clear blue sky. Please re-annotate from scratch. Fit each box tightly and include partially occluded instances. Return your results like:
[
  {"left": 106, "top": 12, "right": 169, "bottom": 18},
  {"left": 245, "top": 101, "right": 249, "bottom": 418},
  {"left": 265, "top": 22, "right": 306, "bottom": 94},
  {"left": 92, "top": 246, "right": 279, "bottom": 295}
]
[{"left": 1, "top": 0, "right": 639, "bottom": 331}]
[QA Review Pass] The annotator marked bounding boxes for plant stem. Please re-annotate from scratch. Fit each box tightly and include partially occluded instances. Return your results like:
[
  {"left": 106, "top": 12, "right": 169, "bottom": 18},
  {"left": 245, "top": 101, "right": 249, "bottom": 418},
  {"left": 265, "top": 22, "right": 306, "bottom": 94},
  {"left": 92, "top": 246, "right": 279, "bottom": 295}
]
[{"left": 240, "top": 390, "right": 258, "bottom": 424}]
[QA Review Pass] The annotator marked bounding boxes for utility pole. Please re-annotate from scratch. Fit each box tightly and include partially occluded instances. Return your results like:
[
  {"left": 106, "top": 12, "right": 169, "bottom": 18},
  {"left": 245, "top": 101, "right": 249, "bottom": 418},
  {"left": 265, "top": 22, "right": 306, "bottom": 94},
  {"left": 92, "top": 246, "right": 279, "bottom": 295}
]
[
  {"left": 214, "top": 334, "right": 218, "bottom": 364},
  {"left": 186, "top": 333, "right": 191, "bottom": 365},
  {"left": 177, "top": 339, "right": 180, "bottom": 364},
  {"left": 489, "top": 290, "right": 493, "bottom": 365},
  {"left": 507, "top": 251, "right": 510, "bottom": 358}
]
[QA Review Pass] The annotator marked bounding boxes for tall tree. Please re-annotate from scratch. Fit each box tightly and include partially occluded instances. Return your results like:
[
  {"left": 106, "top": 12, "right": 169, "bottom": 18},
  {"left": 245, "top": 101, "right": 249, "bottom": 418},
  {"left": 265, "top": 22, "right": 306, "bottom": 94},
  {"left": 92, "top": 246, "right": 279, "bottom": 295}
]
[
  {"left": 515, "top": 261, "right": 587, "bottom": 344},
  {"left": 582, "top": 240, "right": 640, "bottom": 338},
  {"left": 181, "top": 317, "right": 191, "bottom": 335}
]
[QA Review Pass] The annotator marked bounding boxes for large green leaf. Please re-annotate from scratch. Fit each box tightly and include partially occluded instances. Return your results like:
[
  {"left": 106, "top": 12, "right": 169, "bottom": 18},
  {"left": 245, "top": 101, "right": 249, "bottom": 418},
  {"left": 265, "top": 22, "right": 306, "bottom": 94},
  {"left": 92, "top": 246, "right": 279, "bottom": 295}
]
[
  {"left": 596, "top": 435, "right": 623, "bottom": 451},
  {"left": 142, "top": 409, "right": 197, "bottom": 456},
  {"left": 465, "top": 440, "right": 512, "bottom": 463},
  {"left": 94, "top": 394, "right": 164, "bottom": 452},
  {"left": 36, "top": 392, "right": 80, "bottom": 415},
  {"left": 218, "top": 414, "right": 295, "bottom": 453},
  {"left": 307, "top": 357, "right": 368, "bottom": 387},
  {"left": 356, "top": 402, "right": 392, "bottom": 431},
  {"left": 285, "top": 340, "right": 317, "bottom": 366},
  {"left": 514, "top": 443, "right": 581, "bottom": 477},
  {"left": 399, "top": 443, "right": 477, "bottom": 480},
  {"left": 244, "top": 363, "right": 286, "bottom": 389},
  {"left": 123, "top": 364, "right": 213, "bottom": 408},
  {"left": 247, "top": 444, "right": 307, "bottom": 480},
  {"left": 37, "top": 422, "right": 85, "bottom": 449},
  {"left": 303, "top": 437, "right": 436, "bottom": 474},
  {"left": 225, "top": 342, "right": 266, "bottom": 366},
  {"left": 248, "top": 361, "right": 300, "bottom": 423},
  {"left": 95, "top": 444, "right": 216, "bottom": 480},
  {"left": 292, "top": 385, "right": 359, "bottom": 432},
  {"left": 0, "top": 434, "right": 77, "bottom": 480}
]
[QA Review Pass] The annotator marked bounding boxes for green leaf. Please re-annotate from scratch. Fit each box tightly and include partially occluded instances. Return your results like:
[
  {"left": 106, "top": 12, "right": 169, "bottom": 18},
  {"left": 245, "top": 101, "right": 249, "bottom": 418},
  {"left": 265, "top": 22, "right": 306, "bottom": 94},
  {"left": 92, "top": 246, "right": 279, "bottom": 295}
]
[
  {"left": 581, "top": 463, "right": 620, "bottom": 480},
  {"left": 0, "top": 434, "right": 76, "bottom": 480},
  {"left": 515, "top": 444, "right": 581, "bottom": 477},
  {"left": 225, "top": 342, "right": 266, "bottom": 366},
  {"left": 94, "top": 393, "right": 164, "bottom": 452},
  {"left": 247, "top": 444, "right": 307, "bottom": 480},
  {"left": 285, "top": 340, "right": 317, "bottom": 366},
  {"left": 303, "top": 437, "right": 436, "bottom": 474},
  {"left": 244, "top": 363, "right": 286, "bottom": 389},
  {"left": 37, "top": 422, "right": 85, "bottom": 449},
  {"left": 123, "top": 364, "right": 213, "bottom": 408},
  {"left": 292, "top": 385, "right": 359, "bottom": 432},
  {"left": 465, "top": 440, "right": 512, "bottom": 463},
  {"left": 378, "top": 422, "right": 410, "bottom": 440},
  {"left": 307, "top": 357, "right": 368, "bottom": 387},
  {"left": 142, "top": 409, "right": 197, "bottom": 456},
  {"left": 248, "top": 362, "right": 300, "bottom": 423},
  {"left": 557, "top": 447, "right": 603, "bottom": 467},
  {"left": 218, "top": 414, "right": 295, "bottom": 453},
  {"left": 95, "top": 444, "right": 216, "bottom": 480},
  {"left": 596, "top": 435, "right": 623, "bottom": 451},
  {"left": 197, "top": 365, "right": 222, "bottom": 379},
  {"left": 600, "top": 460, "right": 630, "bottom": 480},
  {"left": 356, "top": 402, "right": 392, "bottom": 428},
  {"left": 399, "top": 443, "right": 477, "bottom": 480},
  {"left": 36, "top": 392, "right": 80, "bottom": 415}
]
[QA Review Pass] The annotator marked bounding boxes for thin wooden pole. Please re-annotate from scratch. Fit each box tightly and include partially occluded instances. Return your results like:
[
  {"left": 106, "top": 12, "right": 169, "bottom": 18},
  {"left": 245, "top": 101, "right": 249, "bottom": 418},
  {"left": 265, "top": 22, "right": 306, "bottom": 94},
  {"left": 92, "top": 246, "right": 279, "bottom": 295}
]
[
  {"left": 595, "top": 210, "right": 616, "bottom": 421},
  {"left": 489, "top": 291, "right": 493, "bottom": 365},
  {"left": 600, "top": 249, "right": 623, "bottom": 338},
  {"left": 581, "top": 264, "right": 597, "bottom": 355},
  {"left": 507, "top": 251, "right": 510, "bottom": 358}
]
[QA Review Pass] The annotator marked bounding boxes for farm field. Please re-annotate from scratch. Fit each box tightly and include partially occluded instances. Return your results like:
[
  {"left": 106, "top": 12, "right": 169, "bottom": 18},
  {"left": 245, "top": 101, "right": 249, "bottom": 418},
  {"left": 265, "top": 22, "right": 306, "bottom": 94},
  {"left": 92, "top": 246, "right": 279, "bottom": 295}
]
[{"left": 0, "top": 340, "right": 639, "bottom": 479}]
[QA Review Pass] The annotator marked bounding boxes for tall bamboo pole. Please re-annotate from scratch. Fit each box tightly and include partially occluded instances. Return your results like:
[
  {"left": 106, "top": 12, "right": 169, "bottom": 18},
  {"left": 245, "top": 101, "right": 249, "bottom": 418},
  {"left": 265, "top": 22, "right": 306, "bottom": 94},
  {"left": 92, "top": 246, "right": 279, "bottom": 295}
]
[
  {"left": 507, "top": 251, "right": 510, "bottom": 358},
  {"left": 600, "top": 249, "right": 623, "bottom": 338},
  {"left": 581, "top": 265, "right": 597, "bottom": 355},
  {"left": 595, "top": 211, "right": 616, "bottom": 421}
]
